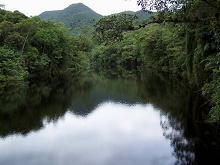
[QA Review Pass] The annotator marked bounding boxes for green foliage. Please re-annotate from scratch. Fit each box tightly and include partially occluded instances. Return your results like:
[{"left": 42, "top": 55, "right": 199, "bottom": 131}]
[
  {"left": 94, "top": 13, "right": 137, "bottom": 44},
  {"left": 23, "top": 46, "right": 49, "bottom": 76},
  {"left": 72, "top": 35, "right": 93, "bottom": 52},
  {"left": 186, "top": 29, "right": 196, "bottom": 82},
  {"left": 91, "top": 0, "right": 220, "bottom": 122},
  {"left": 202, "top": 51, "right": 220, "bottom": 121},
  {"left": 135, "top": 23, "right": 186, "bottom": 76},
  {"left": 3, "top": 10, "right": 27, "bottom": 23},
  {"left": 0, "top": 47, "right": 28, "bottom": 81},
  {"left": 0, "top": 21, "right": 14, "bottom": 45},
  {"left": 5, "top": 32, "right": 25, "bottom": 50},
  {"left": 0, "top": 10, "right": 92, "bottom": 81},
  {"left": 135, "top": 0, "right": 220, "bottom": 122},
  {"left": 183, "top": 21, "right": 220, "bottom": 121},
  {"left": 91, "top": 23, "right": 187, "bottom": 77},
  {"left": 137, "top": 24, "right": 165, "bottom": 64},
  {"left": 33, "top": 28, "right": 60, "bottom": 55},
  {"left": 0, "top": 14, "right": 4, "bottom": 22},
  {"left": 39, "top": 2, "right": 155, "bottom": 36},
  {"left": 0, "top": 1, "right": 219, "bottom": 122},
  {"left": 202, "top": 72, "right": 220, "bottom": 122},
  {"left": 90, "top": 29, "right": 135, "bottom": 75},
  {"left": 136, "top": 0, "right": 220, "bottom": 121}
]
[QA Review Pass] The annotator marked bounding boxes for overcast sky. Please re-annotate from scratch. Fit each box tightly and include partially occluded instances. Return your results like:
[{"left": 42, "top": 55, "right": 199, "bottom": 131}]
[{"left": 0, "top": 0, "right": 141, "bottom": 16}]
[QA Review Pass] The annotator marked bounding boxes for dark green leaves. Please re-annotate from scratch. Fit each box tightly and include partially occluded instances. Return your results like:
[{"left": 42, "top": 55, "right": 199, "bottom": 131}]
[
  {"left": 94, "top": 13, "right": 137, "bottom": 44},
  {"left": 0, "top": 47, "right": 28, "bottom": 81}
]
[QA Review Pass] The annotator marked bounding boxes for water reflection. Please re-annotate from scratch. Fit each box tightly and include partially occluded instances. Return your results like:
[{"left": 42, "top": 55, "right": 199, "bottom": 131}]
[
  {"left": 0, "top": 72, "right": 220, "bottom": 164},
  {"left": 0, "top": 102, "right": 175, "bottom": 165}
]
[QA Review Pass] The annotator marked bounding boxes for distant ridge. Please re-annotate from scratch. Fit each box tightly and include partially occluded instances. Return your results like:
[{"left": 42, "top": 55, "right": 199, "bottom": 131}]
[
  {"left": 39, "top": 3, "right": 102, "bottom": 34},
  {"left": 39, "top": 3, "right": 155, "bottom": 34}
]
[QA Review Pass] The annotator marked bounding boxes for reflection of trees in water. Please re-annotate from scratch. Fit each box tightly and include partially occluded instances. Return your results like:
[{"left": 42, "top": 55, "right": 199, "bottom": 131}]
[
  {"left": 139, "top": 70, "right": 220, "bottom": 165},
  {"left": 0, "top": 77, "right": 93, "bottom": 137},
  {"left": 0, "top": 75, "right": 142, "bottom": 137},
  {"left": 0, "top": 71, "right": 220, "bottom": 164},
  {"left": 160, "top": 111, "right": 220, "bottom": 165},
  {"left": 139, "top": 70, "right": 206, "bottom": 164},
  {"left": 160, "top": 114, "right": 195, "bottom": 165}
]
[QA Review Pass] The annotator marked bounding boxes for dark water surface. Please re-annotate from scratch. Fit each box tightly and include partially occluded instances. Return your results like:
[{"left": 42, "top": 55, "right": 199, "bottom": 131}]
[{"left": 0, "top": 72, "right": 220, "bottom": 165}]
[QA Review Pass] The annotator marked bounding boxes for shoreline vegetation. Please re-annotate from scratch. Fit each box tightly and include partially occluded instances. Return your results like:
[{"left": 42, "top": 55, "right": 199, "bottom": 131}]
[{"left": 0, "top": 1, "right": 220, "bottom": 121}]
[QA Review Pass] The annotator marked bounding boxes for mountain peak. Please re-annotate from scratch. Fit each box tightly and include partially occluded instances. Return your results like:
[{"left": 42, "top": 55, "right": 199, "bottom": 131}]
[
  {"left": 39, "top": 3, "right": 154, "bottom": 35},
  {"left": 39, "top": 3, "right": 102, "bottom": 34},
  {"left": 64, "top": 3, "right": 90, "bottom": 10}
]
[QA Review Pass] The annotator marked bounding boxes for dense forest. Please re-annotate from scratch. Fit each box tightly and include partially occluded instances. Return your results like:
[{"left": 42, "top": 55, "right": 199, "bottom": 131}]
[
  {"left": 91, "top": 0, "right": 220, "bottom": 122},
  {"left": 0, "top": 9, "right": 91, "bottom": 81},
  {"left": 0, "top": 0, "right": 220, "bottom": 121}
]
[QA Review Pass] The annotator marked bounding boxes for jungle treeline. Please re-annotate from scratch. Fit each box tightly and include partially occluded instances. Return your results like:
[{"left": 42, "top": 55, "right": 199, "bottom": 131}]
[
  {"left": 91, "top": 0, "right": 220, "bottom": 121},
  {"left": 0, "top": 9, "right": 91, "bottom": 81},
  {"left": 0, "top": 0, "right": 220, "bottom": 121}
]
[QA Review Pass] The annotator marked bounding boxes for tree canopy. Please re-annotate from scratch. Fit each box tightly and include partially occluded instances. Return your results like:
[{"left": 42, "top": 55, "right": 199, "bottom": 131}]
[
  {"left": 137, "top": 0, "right": 220, "bottom": 12},
  {"left": 94, "top": 13, "right": 137, "bottom": 44},
  {"left": 0, "top": 10, "right": 91, "bottom": 81},
  {"left": 137, "top": 0, "right": 220, "bottom": 24}
]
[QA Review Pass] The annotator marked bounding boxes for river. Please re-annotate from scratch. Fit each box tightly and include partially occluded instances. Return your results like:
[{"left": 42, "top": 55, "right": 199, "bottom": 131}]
[{"left": 0, "top": 71, "right": 219, "bottom": 165}]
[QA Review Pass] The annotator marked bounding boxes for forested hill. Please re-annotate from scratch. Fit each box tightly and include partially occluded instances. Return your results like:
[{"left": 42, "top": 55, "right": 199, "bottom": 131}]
[
  {"left": 39, "top": 3, "right": 102, "bottom": 34},
  {"left": 39, "top": 3, "right": 154, "bottom": 34}
]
